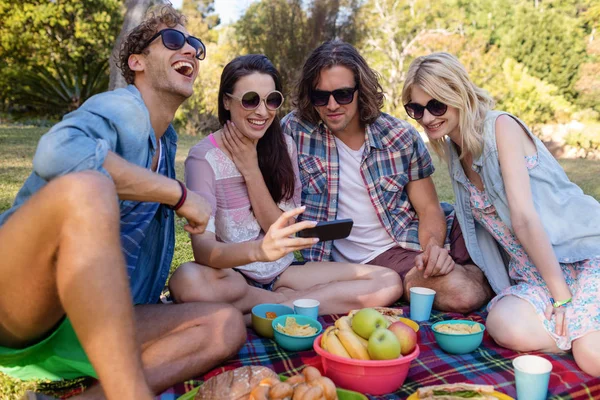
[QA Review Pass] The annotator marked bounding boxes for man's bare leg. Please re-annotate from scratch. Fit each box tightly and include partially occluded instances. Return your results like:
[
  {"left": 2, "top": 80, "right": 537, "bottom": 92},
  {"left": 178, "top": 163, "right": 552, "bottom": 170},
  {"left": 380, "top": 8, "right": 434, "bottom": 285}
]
[
  {"left": 74, "top": 302, "right": 247, "bottom": 399},
  {"left": 403, "top": 263, "right": 493, "bottom": 313},
  {"left": 0, "top": 172, "right": 152, "bottom": 400}
]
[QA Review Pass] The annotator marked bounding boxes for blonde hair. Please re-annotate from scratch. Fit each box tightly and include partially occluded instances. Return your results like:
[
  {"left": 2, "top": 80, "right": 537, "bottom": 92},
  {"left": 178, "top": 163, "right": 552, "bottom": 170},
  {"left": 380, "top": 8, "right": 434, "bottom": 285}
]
[{"left": 401, "top": 52, "right": 495, "bottom": 161}]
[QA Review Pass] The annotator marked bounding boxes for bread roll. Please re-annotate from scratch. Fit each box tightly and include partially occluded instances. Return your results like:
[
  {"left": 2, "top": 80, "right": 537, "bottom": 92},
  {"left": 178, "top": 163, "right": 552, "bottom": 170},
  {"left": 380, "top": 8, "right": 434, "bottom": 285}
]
[{"left": 195, "top": 366, "right": 279, "bottom": 400}]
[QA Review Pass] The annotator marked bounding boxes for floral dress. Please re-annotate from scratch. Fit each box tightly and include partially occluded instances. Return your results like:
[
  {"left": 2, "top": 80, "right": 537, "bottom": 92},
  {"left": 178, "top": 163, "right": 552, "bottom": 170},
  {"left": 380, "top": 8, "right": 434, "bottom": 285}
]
[{"left": 465, "top": 154, "right": 600, "bottom": 350}]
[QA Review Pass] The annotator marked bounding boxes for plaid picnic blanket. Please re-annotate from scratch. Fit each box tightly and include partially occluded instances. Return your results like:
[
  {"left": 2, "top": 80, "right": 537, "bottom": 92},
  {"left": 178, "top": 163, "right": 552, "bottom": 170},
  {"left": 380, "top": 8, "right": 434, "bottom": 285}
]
[{"left": 157, "top": 303, "right": 600, "bottom": 400}]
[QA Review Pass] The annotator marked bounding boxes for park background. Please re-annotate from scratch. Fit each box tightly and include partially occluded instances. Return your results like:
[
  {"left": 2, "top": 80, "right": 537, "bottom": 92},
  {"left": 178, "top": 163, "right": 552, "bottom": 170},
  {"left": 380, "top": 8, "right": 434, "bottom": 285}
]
[{"left": 0, "top": 0, "right": 599, "bottom": 398}]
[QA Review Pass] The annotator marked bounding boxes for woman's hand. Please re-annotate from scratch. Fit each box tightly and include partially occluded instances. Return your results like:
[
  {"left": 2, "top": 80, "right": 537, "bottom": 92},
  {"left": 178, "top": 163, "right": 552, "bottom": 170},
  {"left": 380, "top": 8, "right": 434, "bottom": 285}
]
[
  {"left": 255, "top": 206, "right": 319, "bottom": 262},
  {"left": 222, "top": 121, "right": 260, "bottom": 179},
  {"left": 544, "top": 300, "right": 569, "bottom": 337}
]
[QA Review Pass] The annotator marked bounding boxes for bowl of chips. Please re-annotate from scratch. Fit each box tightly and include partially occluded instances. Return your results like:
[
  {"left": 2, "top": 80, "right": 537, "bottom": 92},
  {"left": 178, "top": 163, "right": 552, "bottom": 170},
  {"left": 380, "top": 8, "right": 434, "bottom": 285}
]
[
  {"left": 251, "top": 304, "right": 295, "bottom": 339},
  {"left": 272, "top": 315, "right": 322, "bottom": 351},
  {"left": 432, "top": 320, "right": 485, "bottom": 354}
]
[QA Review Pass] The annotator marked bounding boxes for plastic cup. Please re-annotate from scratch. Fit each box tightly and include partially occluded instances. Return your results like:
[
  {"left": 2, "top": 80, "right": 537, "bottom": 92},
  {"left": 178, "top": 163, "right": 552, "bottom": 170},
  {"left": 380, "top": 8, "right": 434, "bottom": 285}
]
[
  {"left": 409, "top": 287, "right": 436, "bottom": 322},
  {"left": 513, "top": 355, "right": 553, "bottom": 400},
  {"left": 293, "top": 299, "right": 320, "bottom": 319}
]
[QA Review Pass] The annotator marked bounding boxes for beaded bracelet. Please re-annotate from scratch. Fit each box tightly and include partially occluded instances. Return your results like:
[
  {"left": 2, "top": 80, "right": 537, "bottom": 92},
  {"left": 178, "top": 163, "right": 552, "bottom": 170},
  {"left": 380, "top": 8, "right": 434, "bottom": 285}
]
[{"left": 549, "top": 297, "right": 572, "bottom": 308}]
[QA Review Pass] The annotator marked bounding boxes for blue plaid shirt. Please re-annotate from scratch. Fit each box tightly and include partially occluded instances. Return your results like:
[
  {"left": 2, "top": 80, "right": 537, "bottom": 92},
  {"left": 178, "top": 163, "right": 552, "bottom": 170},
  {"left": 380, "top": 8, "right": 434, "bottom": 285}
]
[{"left": 282, "top": 111, "right": 454, "bottom": 262}]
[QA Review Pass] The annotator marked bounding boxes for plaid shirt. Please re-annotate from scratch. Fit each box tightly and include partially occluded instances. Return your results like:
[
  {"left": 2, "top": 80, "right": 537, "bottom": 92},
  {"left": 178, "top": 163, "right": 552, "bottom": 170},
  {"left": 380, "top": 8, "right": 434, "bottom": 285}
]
[{"left": 282, "top": 111, "right": 454, "bottom": 262}]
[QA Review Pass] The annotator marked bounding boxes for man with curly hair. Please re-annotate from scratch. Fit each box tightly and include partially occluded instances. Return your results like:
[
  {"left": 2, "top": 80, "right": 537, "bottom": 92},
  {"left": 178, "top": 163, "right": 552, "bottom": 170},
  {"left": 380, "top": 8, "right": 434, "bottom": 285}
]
[
  {"left": 0, "top": 5, "right": 246, "bottom": 399},
  {"left": 282, "top": 40, "right": 493, "bottom": 314}
]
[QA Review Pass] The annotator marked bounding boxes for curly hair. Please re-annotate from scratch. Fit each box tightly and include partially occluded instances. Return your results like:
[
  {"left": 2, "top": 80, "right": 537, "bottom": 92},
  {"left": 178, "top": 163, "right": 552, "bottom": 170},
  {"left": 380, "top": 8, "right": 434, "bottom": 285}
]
[
  {"left": 117, "top": 4, "right": 187, "bottom": 85},
  {"left": 293, "top": 40, "right": 384, "bottom": 126}
]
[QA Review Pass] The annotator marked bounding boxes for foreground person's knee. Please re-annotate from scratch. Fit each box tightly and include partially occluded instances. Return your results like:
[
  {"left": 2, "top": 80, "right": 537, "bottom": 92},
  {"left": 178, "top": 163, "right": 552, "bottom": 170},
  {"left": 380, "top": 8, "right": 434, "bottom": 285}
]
[
  {"left": 56, "top": 172, "right": 118, "bottom": 218},
  {"left": 212, "top": 305, "right": 246, "bottom": 357}
]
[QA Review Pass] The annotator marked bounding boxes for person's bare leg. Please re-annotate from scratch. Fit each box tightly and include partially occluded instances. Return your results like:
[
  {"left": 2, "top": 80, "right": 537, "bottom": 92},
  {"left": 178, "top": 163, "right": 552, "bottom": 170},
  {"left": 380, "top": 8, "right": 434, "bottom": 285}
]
[
  {"left": 0, "top": 172, "right": 152, "bottom": 400},
  {"left": 403, "top": 263, "right": 493, "bottom": 313},
  {"left": 74, "top": 302, "right": 246, "bottom": 399},
  {"left": 273, "top": 262, "right": 403, "bottom": 315},
  {"left": 486, "top": 296, "right": 560, "bottom": 352},
  {"left": 572, "top": 332, "right": 600, "bottom": 377},
  {"left": 168, "top": 262, "right": 286, "bottom": 313}
]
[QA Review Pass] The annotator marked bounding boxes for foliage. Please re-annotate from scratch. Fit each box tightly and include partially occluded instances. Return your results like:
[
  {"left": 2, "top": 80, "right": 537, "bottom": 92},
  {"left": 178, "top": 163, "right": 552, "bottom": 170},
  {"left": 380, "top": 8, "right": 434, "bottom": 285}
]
[{"left": 0, "top": 0, "right": 122, "bottom": 114}]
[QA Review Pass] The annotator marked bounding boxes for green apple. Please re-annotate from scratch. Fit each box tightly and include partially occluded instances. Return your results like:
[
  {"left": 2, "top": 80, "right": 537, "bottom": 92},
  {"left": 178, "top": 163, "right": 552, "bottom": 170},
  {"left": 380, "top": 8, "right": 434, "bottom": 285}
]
[
  {"left": 367, "top": 328, "right": 401, "bottom": 360},
  {"left": 351, "top": 308, "right": 389, "bottom": 339}
]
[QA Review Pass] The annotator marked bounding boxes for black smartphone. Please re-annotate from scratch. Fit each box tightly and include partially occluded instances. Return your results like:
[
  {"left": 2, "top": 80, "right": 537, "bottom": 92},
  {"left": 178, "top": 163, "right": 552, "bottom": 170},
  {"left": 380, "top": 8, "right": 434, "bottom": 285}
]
[{"left": 297, "top": 219, "right": 354, "bottom": 241}]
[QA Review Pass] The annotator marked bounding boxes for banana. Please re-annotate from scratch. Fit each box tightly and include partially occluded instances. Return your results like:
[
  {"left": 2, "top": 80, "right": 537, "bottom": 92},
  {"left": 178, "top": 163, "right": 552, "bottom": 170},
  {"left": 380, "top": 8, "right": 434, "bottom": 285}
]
[
  {"left": 321, "top": 326, "right": 335, "bottom": 351},
  {"left": 334, "top": 315, "right": 353, "bottom": 331},
  {"left": 325, "top": 328, "right": 351, "bottom": 358},
  {"left": 355, "top": 333, "right": 369, "bottom": 350},
  {"left": 335, "top": 328, "right": 371, "bottom": 360}
]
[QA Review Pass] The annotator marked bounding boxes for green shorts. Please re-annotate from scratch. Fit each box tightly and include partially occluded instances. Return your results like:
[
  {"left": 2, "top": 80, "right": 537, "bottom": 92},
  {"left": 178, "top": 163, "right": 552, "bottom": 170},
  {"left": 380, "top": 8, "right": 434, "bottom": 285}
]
[{"left": 0, "top": 318, "right": 96, "bottom": 381}]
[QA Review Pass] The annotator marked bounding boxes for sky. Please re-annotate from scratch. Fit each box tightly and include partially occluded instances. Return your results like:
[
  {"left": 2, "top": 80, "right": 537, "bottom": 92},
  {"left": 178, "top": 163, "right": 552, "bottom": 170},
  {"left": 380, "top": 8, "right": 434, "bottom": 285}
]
[{"left": 170, "top": 0, "right": 257, "bottom": 25}]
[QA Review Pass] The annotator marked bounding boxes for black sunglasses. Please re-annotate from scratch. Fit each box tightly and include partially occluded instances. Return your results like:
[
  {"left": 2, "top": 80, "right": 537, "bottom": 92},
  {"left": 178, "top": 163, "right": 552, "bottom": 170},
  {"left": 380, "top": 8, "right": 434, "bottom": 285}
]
[
  {"left": 404, "top": 99, "right": 448, "bottom": 120},
  {"left": 310, "top": 85, "right": 358, "bottom": 107},
  {"left": 142, "top": 28, "right": 206, "bottom": 60},
  {"left": 226, "top": 90, "right": 284, "bottom": 111}
]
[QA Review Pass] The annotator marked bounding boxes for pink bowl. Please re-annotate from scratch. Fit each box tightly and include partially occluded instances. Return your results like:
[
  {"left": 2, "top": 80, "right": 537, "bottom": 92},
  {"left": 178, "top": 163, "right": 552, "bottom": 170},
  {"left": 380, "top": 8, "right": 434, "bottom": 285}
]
[{"left": 313, "top": 334, "right": 420, "bottom": 395}]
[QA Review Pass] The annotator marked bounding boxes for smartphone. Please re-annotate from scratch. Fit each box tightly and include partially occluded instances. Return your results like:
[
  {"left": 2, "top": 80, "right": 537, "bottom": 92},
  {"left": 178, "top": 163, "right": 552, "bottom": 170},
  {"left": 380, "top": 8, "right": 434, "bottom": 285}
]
[{"left": 297, "top": 219, "right": 354, "bottom": 242}]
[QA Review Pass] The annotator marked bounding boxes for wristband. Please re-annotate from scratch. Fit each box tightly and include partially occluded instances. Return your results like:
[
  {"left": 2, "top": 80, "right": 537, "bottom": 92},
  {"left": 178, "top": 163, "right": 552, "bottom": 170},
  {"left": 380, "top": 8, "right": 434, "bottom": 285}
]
[
  {"left": 550, "top": 297, "right": 572, "bottom": 308},
  {"left": 168, "top": 180, "right": 187, "bottom": 211}
]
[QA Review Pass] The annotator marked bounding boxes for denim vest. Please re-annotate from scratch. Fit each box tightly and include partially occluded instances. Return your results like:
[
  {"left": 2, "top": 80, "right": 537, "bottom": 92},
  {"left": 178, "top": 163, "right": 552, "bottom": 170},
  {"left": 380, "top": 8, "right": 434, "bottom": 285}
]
[
  {"left": 0, "top": 85, "right": 177, "bottom": 305},
  {"left": 449, "top": 110, "right": 600, "bottom": 294}
]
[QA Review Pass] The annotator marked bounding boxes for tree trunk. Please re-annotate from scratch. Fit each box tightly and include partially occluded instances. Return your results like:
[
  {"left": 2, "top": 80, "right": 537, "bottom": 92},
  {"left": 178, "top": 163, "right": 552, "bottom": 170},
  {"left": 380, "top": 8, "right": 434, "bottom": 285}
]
[{"left": 109, "top": 0, "right": 167, "bottom": 90}]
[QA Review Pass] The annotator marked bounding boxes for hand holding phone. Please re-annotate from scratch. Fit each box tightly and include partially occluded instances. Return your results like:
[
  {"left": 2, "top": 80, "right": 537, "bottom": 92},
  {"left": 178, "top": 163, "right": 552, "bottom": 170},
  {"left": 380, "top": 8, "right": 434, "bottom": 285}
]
[{"left": 297, "top": 219, "right": 354, "bottom": 242}]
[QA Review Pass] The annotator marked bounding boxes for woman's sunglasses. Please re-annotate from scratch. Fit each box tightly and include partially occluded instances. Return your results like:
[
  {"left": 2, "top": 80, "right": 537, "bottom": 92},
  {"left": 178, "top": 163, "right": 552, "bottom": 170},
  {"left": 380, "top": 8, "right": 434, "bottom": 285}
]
[
  {"left": 226, "top": 90, "right": 284, "bottom": 111},
  {"left": 310, "top": 85, "right": 358, "bottom": 107},
  {"left": 404, "top": 99, "right": 448, "bottom": 120},
  {"left": 142, "top": 28, "right": 206, "bottom": 60}
]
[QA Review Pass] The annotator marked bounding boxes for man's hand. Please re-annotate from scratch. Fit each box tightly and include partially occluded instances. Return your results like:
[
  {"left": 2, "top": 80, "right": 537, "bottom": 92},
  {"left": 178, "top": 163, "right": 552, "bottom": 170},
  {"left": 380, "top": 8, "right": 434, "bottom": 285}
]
[
  {"left": 255, "top": 206, "right": 319, "bottom": 262},
  {"left": 415, "top": 243, "right": 455, "bottom": 278},
  {"left": 222, "top": 121, "right": 260, "bottom": 179},
  {"left": 175, "top": 191, "right": 211, "bottom": 235}
]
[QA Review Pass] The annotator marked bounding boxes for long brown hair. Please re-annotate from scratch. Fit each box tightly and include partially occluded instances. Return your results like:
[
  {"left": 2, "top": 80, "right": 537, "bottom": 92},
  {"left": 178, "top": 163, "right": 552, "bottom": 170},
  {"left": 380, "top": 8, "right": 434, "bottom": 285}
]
[
  {"left": 293, "top": 40, "right": 384, "bottom": 125},
  {"left": 218, "top": 55, "right": 295, "bottom": 203}
]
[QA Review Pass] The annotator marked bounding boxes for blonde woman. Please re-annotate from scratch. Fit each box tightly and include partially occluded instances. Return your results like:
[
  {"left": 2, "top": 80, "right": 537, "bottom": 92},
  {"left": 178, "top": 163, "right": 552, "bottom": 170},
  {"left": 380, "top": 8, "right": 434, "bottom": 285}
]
[{"left": 402, "top": 52, "right": 600, "bottom": 376}]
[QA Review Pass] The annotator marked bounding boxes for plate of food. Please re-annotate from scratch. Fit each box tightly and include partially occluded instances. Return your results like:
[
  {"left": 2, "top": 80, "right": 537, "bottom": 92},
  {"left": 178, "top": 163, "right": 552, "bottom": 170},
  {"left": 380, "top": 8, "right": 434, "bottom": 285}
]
[
  {"left": 177, "top": 365, "right": 368, "bottom": 400},
  {"left": 406, "top": 383, "right": 514, "bottom": 399}
]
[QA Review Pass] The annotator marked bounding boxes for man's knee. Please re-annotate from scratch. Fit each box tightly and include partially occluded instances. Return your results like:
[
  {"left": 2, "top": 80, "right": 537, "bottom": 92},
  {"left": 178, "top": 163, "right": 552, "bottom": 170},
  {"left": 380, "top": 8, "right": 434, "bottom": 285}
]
[
  {"left": 53, "top": 172, "right": 118, "bottom": 218},
  {"left": 208, "top": 305, "right": 246, "bottom": 358}
]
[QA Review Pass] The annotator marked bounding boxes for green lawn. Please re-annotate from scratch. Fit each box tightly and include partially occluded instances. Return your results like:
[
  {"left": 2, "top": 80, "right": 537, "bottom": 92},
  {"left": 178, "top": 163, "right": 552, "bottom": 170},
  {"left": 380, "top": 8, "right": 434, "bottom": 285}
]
[{"left": 1, "top": 125, "right": 599, "bottom": 398}]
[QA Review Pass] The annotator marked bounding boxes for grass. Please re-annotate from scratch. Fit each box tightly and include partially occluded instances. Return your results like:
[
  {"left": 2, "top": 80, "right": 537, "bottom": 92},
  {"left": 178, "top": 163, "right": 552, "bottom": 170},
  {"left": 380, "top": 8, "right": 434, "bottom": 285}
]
[{"left": 1, "top": 125, "right": 599, "bottom": 398}]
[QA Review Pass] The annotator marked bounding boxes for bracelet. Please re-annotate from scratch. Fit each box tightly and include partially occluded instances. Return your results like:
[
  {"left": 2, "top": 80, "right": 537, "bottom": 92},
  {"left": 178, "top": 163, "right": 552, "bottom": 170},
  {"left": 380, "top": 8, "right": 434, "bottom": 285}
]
[
  {"left": 167, "top": 180, "right": 187, "bottom": 211},
  {"left": 550, "top": 297, "right": 572, "bottom": 308}
]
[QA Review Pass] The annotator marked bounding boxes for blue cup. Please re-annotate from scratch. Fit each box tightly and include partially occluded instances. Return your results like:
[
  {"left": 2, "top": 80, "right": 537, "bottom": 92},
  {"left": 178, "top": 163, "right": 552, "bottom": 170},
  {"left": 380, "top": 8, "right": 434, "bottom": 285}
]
[
  {"left": 293, "top": 299, "right": 320, "bottom": 320},
  {"left": 409, "top": 287, "right": 436, "bottom": 322},
  {"left": 513, "top": 355, "right": 552, "bottom": 400}
]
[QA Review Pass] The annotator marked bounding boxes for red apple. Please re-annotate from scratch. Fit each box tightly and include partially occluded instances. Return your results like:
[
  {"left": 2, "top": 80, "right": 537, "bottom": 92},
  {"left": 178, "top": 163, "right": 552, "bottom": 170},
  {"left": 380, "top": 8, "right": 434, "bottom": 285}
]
[{"left": 388, "top": 320, "right": 417, "bottom": 355}]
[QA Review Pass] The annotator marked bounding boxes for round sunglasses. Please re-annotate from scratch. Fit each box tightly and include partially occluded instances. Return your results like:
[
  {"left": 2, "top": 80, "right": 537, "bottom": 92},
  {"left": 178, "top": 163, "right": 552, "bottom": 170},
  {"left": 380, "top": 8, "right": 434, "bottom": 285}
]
[
  {"left": 404, "top": 99, "right": 448, "bottom": 120},
  {"left": 226, "top": 90, "right": 284, "bottom": 111},
  {"left": 310, "top": 85, "right": 358, "bottom": 107},
  {"left": 142, "top": 28, "right": 206, "bottom": 60}
]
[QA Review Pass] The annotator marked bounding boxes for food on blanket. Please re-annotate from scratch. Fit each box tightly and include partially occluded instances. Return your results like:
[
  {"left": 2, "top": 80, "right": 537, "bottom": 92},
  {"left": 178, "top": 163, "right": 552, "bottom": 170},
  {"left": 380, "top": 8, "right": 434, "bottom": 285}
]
[
  {"left": 416, "top": 383, "right": 497, "bottom": 399},
  {"left": 322, "top": 327, "right": 351, "bottom": 359},
  {"left": 348, "top": 306, "right": 404, "bottom": 325},
  {"left": 265, "top": 311, "right": 278, "bottom": 319},
  {"left": 248, "top": 366, "right": 338, "bottom": 400},
  {"left": 435, "top": 323, "right": 482, "bottom": 334},
  {"left": 351, "top": 308, "right": 389, "bottom": 339},
  {"left": 276, "top": 317, "right": 318, "bottom": 336},
  {"left": 335, "top": 328, "right": 370, "bottom": 360},
  {"left": 333, "top": 316, "right": 353, "bottom": 331},
  {"left": 388, "top": 320, "right": 418, "bottom": 355},
  {"left": 367, "top": 328, "right": 402, "bottom": 360},
  {"left": 195, "top": 365, "right": 278, "bottom": 399}
]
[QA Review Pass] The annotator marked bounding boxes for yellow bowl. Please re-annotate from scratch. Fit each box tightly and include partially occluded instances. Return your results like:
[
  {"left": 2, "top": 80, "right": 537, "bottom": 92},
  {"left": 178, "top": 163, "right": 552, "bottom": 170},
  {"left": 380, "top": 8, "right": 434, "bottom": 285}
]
[{"left": 398, "top": 317, "right": 419, "bottom": 332}]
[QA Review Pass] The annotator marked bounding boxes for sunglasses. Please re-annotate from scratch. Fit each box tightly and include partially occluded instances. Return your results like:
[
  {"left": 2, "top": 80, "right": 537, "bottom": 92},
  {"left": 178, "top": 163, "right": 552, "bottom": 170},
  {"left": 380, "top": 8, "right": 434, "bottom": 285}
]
[
  {"left": 226, "top": 90, "right": 284, "bottom": 111},
  {"left": 404, "top": 99, "right": 448, "bottom": 120},
  {"left": 310, "top": 85, "right": 358, "bottom": 107},
  {"left": 142, "top": 28, "right": 206, "bottom": 60}
]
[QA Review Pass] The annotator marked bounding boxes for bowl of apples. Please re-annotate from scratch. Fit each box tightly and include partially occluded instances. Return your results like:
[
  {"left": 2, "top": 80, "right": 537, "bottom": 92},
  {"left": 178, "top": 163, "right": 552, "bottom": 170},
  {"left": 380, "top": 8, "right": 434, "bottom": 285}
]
[{"left": 313, "top": 308, "right": 420, "bottom": 395}]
